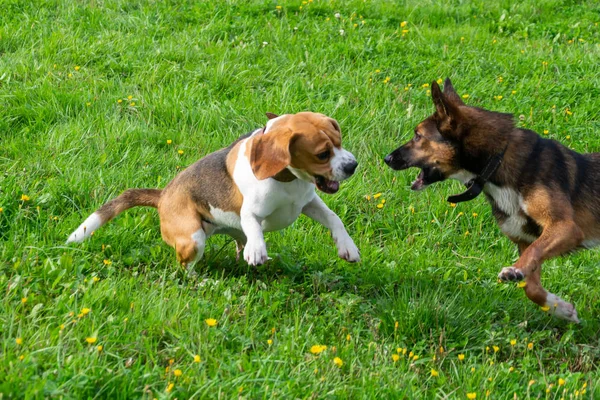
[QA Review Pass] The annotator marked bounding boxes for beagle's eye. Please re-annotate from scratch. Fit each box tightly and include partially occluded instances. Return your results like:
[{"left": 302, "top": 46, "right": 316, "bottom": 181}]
[{"left": 316, "top": 150, "right": 331, "bottom": 160}]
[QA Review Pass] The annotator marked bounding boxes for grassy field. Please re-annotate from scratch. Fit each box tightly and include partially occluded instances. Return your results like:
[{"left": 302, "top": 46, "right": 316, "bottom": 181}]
[{"left": 2, "top": 0, "right": 600, "bottom": 398}]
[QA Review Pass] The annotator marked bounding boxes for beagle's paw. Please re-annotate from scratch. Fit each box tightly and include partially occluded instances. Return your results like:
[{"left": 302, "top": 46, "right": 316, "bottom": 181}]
[
  {"left": 545, "top": 293, "right": 580, "bottom": 323},
  {"left": 244, "top": 241, "right": 268, "bottom": 266},
  {"left": 498, "top": 266, "right": 525, "bottom": 282},
  {"left": 336, "top": 236, "right": 360, "bottom": 263}
]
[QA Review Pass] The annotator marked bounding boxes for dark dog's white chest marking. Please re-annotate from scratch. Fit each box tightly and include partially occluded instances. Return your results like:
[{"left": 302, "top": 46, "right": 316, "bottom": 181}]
[{"left": 484, "top": 183, "right": 538, "bottom": 243}]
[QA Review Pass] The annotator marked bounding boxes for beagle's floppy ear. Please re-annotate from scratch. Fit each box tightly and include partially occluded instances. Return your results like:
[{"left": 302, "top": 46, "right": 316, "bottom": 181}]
[
  {"left": 250, "top": 129, "right": 294, "bottom": 180},
  {"left": 265, "top": 112, "right": 279, "bottom": 120}
]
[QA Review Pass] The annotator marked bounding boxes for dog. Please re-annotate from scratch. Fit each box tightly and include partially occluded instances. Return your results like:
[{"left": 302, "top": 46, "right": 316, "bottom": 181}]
[
  {"left": 384, "top": 78, "right": 597, "bottom": 323},
  {"left": 67, "top": 112, "right": 360, "bottom": 267}
]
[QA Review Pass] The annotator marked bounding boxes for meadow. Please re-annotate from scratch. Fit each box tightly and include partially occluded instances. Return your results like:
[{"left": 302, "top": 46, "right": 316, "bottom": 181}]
[{"left": 1, "top": 0, "right": 600, "bottom": 398}]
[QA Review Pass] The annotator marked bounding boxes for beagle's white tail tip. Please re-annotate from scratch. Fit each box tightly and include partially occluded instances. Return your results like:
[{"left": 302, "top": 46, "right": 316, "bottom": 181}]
[{"left": 66, "top": 213, "right": 102, "bottom": 244}]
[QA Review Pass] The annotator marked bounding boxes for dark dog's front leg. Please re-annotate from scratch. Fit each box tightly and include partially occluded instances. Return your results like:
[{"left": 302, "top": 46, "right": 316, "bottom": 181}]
[{"left": 499, "top": 220, "right": 582, "bottom": 322}]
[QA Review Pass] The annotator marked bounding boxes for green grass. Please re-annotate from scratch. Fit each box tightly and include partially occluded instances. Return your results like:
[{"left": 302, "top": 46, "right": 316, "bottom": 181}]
[{"left": 1, "top": 0, "right": 600, "bottom": 398}]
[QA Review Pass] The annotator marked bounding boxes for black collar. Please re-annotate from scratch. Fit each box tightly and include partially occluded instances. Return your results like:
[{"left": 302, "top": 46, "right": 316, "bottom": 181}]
[{"left": 447, "top": 145, "right": 508, "bottom": 204}]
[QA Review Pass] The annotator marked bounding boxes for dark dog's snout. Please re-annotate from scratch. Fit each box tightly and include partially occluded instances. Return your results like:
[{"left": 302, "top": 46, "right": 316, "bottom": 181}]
[
  {"left": 384, "top": 154, "right": 394, "bottom": 166},
  {"left": 343, "top": 160, "right": 358, "bottom": 175}
]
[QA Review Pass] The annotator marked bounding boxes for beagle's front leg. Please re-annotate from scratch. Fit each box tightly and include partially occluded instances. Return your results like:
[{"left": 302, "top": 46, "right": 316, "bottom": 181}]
[
  {"left": 302, "top": 195, "right": 360, "bottom": 262},
  {"left": 240, "top": 206, "right": 269, "bottom": 266}
]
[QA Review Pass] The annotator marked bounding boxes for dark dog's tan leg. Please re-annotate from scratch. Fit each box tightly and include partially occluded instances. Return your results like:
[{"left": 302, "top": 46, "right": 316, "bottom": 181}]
[{"left": 499, "top": 220, "right": 583, "bottom": 281}]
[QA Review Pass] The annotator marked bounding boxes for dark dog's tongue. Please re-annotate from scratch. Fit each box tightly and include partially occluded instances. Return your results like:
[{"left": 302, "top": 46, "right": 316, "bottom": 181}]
[
  {"left": 411, "top": 170, "right": 426, "bottom": 191},
  {"left": 316, "top": 176, "right": 340, "bottom": 194}
]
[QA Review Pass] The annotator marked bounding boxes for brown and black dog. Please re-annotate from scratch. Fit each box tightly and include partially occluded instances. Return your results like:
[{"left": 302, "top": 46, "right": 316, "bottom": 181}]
[{"left": 384, "top": 78, "right": 599, "bottom": 323}]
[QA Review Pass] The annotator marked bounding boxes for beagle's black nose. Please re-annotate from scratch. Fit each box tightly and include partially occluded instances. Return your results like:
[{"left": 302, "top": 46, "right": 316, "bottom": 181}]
[{"left": 343, "top": 161, "right": 358, "bottom": 175}]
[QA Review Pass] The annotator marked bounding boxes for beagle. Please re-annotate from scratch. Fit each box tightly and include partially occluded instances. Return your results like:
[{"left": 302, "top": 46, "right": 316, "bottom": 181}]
[{"left": 67, "top": 112, "right": 360, "bottom": 267}]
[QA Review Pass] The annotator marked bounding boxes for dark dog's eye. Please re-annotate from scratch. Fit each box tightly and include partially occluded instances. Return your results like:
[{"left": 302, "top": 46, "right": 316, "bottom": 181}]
[
  {"left": 317, "top": 150, "right": 331, "bottom": 160},
  {"left": 414, "top": 132, "right": 422, "bottom": 142}
]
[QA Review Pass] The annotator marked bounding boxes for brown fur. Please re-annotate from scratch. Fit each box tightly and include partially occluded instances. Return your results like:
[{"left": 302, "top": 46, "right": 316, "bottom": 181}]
[{"left": 386, "top": 78, "right": 600, "bottom": 322}]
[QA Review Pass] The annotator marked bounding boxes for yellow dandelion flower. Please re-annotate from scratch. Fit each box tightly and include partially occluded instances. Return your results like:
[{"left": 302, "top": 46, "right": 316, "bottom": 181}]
[
  {"left": 422, "top": 83, "right": 429, "bottom": 88},
  {"left": 462, "top": 94, "right": 470, "bottom": 99},
  {"left": 86, "top": 102, "right": 91, "bottom": 106},
  {"left": 130, "top": 102, "right": 135, "bottom": 106},
  {"left": 400, "top": 21, "right": 408, "bottom": 27},
  {"left": 461, "top": 37, "right": 465, "bottom": 41},
  {"left": 437, "top": 78, "right": 443, "bottom": 84},
  {"left": 392, "top": 354, "right": 400, "bottom": 362},
  {"left": 510, "top": 339, "right": 517, "bottom": 346},
  {"left": 75, "top": 66, "right": 80, "bottom": 71},
  {"left": 467, "top": 393, "right": 477, "bottom": 399},
  {"left": 413, "top": 355, "right": 419, "bottom": 361},
  {"left": 509, "top": 366, "right": 514, "bottom": 372},
  {"left": 333, "top": 357, "right": 343, "bottom": 367},
  {"left": 458, "top": 354, "right": 465, "bottom": 361},
  {"left": 310, "top": 345, "right": 327, "bottom": 354},
  {"left": 528, "top": 379, "right": 535, "bottom": 385},
  {"left": 127, "top": 95, "right": 133, "bottom": 100},
  {"left": 373, "top": 193, "right": 382, "bottom": 198},
  {"left": 97, "top": 345, "right": 103, "bottom": 352},
  {"left": 431, "top": 369, "right": 439, "bottom": 377},
  {"left": 60, "top": 324, "right": 65, "bottom": 330},
  {"left": 167, "top": 139, "right": 172, "bottom": 144},
  {"left": 498, "top": 76, "right": 503, "bottom": 83},
  {"left": 205, "top": 318, "right": 217, "bottom": 327},
  {"left": 472, "top": 212, "right": 478, "bottom": 217},
  {"left": 493, "top": 345, "right": 499, "bottom": 353},
  {"left": 117, "top": 99, "right": 123, "bottom": 103},
  {"left": 566, "top": 135, "right": 571, "bottom": 140},
  {"left": 494, "top": 95, "right": 503, "bottom": 100},
  {"left": 103, "top": 259, "right": 112, "bottom": 265},
  {"left": 86, "top": 337, "right": 97, "bottom": 344},
  {"left": 566, "top": 109, "right": 573, "bottom": 116},
  {"left": 517, "top": 281, "right": 527, "bottom": 288},
  {"left": 546, "top": 387, "right": 551, "bottom": 393},
  {"left": 166, "top": 383, "right": 174, "bottom": 393},
  {"left": 16, "top": 337, "right": 23, "bottom": 345},
  {"left": 194, "top": 354, "right": 201, "bottom": 362},
  {"left": 21, "top": 297, "right": 27, "bottom": 304},
  {"left": 169, "top": 359, "right": 174, "bottom": 365},
  {"left": 383, "top": 76, "right": 391, "bottom": 84},
  {"left": 68, "top": 73, "right": 73, "bottom": 77},
  {"left": 0, "top": 207, "right": 3, "bottom": 212},
  {"left": 174, "top": 369, "right": 182, "bottom": 377},
  {"left": 178, "top": 149, "right": 184, "bottom": 155},
  {"left": 464, "top": 231, "right": 470, "bottom": 236},
  {"left": 527, "top": 342, "right": 533, "bottom": 350},
  {"left": 275, "top": 5, "right": 282, "bottom": 9},
  {"left": 542, "top": 61, "right": 548, "bottom": 67},
  {"left": 353, "top": 23, "right": 358, "bottom": 28},
  {"left": 19, "top": 355, "right": 24, "bottom": 361},
  {"left": 541, "top": 305, "right": 550, "bottom": 312},
  {"left": 267, "top": 339, "right": 273, "bottom": 345},
  {"left": 81, "top": 307, "right": 91, "bottom": 315},
  {"left": 492, "top": 39, "right": 497, "bottom": 44},
  {"left": 21, "top": 194, "right": 30, "bottom": 201},
  {"left": 471, "top": 367, "right": 475, "bottom": 373},
  {"left": 512, "top": 90, "right": 517, "bottom": 95},
  {"left": 543, "top": 130, "right": 549, "bottom": 135},
  {"left": 489, "top": 361, "right": 494, "bottom": 365},
  {"left": 558, "top": 378, "right": 565, "bottom": 386},
  {"left": 377, "top": 203, "right": 384, "bottom": 209},
  {"left": 408, "top": 351, "right": 414, "bottom": 358},
  {"left": 346, "top": 334, "right": 351, "bottom": 341}
]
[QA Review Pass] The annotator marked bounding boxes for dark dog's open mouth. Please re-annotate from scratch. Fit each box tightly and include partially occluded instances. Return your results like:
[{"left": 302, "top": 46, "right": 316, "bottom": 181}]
[
  {"left": 411, "top": 167, "right": 444, "bottom": 191},
  {"left": 315, "top": 175, "right": 340, "bottom": 194}
]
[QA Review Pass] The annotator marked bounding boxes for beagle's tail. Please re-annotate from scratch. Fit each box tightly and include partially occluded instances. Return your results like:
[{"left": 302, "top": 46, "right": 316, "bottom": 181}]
[{"left": 67, "top": 189, "right": 162, "bottom": 243}]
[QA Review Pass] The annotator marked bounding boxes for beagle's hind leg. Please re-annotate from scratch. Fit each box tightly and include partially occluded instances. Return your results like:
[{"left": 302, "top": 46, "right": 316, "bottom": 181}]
[{"left": 159, "top": 205, "right": 207, "bottom": 275}]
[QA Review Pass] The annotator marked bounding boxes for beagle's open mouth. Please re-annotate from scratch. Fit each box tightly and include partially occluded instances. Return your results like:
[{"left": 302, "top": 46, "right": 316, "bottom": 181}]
[{"left": 315, "top": 175, "right": 340, "bottom": 194}]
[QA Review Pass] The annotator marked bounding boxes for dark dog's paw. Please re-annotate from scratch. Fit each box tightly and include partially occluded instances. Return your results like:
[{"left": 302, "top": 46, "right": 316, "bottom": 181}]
[{"left": 498, "top": 266, "right": 525, "bottom": 282}]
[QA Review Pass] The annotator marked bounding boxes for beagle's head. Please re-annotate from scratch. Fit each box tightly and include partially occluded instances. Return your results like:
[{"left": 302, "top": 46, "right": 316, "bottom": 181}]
[{"left": 249, "top": 112, "right": 358, "bottom": 194}]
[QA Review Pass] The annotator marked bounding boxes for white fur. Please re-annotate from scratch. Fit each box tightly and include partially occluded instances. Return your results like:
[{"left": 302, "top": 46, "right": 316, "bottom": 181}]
[
  {"left": 545, "top": 292, "right": 579, "bottom": 323},
  {"left": 449, "top": 170, "right": 476, "bottom": 185},
  {"left": 484, "top": 183, "right": 537, "bottom": 242},
  {"left": 191, "top": 229, "right": 206, "bottom": 263},
  {"left": 209, "top": 205, "right": 242, "bottom": 231},
  {"left": 330, "top": 147, "right": 358, "bottom": 181},
  {"left": 67, "top": 213, "right": 102, "bottom": 243},
  {"left": 229, "top": 137, "right": 358, "bottom": 266}
]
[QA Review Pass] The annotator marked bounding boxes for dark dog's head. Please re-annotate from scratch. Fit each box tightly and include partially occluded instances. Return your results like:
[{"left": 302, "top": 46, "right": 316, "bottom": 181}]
[{"left": 384, "top": 78, "right": 512, "bottom": 190}]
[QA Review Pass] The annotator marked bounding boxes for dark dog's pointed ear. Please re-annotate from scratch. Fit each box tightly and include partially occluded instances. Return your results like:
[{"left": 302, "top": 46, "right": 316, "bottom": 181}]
[
  {"left": 443, "top": 78, "right": 465, "bottom": 106},
  {"left": 431, "top": 81, "right": 447, "bottom": 117},
  {"left": 265, "top": 112, "right": 279, "bottom": 120}
]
